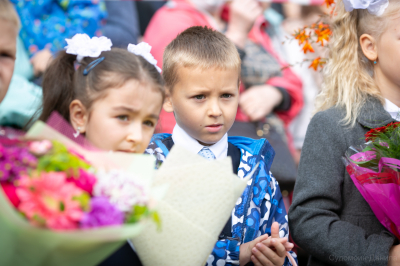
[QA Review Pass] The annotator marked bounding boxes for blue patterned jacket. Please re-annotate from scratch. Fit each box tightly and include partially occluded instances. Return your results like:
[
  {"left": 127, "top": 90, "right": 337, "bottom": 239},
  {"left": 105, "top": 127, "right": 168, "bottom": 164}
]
[
  {"left": 11, "top": 0, "right": 107, "bottom": 57},
  {"left": 145, "top": 134, "right": 297, "bottom": 266}
]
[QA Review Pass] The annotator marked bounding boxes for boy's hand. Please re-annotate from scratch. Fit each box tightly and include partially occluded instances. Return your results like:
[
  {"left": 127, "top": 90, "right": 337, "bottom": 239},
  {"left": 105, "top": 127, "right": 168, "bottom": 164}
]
[
  {"left": 251, "top": 222, "right": 292, "bottom": 265},
  {"left": 30, "top": 48, "right": 53, "bottom": 76},
  {"left": 225, "top": 0, "right": 262, "bottom": 49},
  {"left": 268, "top": 221, "right": 294, "bottom": 252},
  {"left": 239, "top": 234, "right": 270, "bottom": 266},
  {"left": 251, "top": 238, "right": 287, "bottom": 266},
  {"left": 239, "top": 85, "right": 283, "bottom": 121}
]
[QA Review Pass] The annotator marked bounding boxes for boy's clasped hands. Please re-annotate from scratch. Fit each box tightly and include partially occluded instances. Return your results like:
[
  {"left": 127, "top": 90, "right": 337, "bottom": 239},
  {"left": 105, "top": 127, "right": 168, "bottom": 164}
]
[{"left": 240, "top": 222, "right": 294, "bottom": 266}]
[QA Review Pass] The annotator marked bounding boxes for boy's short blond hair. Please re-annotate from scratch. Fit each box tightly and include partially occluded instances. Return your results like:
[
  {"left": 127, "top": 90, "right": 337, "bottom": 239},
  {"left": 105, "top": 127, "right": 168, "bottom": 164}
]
[
  {"left": 163, "top": 26, "right": 241, "bottom": 91},
  {"left": 0, "top": 0, "right": 20, "bottom": 32}
]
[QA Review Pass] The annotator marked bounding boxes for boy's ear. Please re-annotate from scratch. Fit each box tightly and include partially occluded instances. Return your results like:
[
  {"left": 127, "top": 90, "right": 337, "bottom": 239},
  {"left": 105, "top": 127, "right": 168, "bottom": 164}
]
[
  {"left": 360, "top": 34, "right": 378, "bottom": 62},
  {"left": 69, "top": 99, "right": 89, "bottom": 133},
  {"left": 163, "top": 87, "right": 174, "bottom": 113}
]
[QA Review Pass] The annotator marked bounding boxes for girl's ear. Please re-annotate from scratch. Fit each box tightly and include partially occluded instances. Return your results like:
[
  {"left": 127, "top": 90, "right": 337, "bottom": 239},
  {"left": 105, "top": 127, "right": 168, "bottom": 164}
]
[
  {"left": 163, "top": 87, "right": 174, "bottom": 113},
  {"left": 360, "top": 34, "right": 378, "bottom": 62},
  {"left": 69, "top": 99, "right": 89, "bottom": 133}
]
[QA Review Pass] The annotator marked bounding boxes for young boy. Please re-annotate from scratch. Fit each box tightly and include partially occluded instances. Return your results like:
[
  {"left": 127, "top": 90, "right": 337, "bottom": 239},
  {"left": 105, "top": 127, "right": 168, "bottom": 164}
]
[
  {"left": 146, "top": 26, "right": 296, "bottom": 266},
  {"left": 0, "top": 0, "right": 19, "bottom": 104}
]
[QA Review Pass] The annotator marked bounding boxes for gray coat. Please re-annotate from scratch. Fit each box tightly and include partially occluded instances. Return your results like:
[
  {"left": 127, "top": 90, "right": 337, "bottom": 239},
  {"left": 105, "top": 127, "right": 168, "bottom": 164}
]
[{"left": 289, "top": 97, "right": 398, "bottom": 266}]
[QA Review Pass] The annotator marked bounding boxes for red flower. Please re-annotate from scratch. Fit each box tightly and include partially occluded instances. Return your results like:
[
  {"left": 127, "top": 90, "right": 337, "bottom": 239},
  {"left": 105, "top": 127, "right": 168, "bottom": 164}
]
[
  {"left": 365, "top": 122, "right": 400, "bottom": 142},
  {"left": 1, "top": 182, "right": 20, "bottom": 207}
]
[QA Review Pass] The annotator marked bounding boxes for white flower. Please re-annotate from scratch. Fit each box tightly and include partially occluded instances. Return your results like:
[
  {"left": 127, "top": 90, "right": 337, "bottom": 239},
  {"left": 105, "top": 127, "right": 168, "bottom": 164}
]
[
  {"left": 93, "top": 169, "right": 149, "bottom": 213},
  {"left": 343, "top": 0, "right": 389, "bottom": 16},
  {"left": 127, "top": 42, "right": 162, "bottom": 73},
  {"left": 65, "top": 33, "right": 112, "bottom": 62}
]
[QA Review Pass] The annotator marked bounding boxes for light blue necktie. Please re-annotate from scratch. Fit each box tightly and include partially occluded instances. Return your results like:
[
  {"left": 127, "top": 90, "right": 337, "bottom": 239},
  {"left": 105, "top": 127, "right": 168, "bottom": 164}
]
[{"left": 198, "top": 147, "right": 216, "bottom": 160}]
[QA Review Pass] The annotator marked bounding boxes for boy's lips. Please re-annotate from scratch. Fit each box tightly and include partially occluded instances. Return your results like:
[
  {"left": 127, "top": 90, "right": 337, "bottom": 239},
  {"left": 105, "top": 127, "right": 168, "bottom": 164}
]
[{"left": 205, "top": 124, "right": 223, "bottom": 133}]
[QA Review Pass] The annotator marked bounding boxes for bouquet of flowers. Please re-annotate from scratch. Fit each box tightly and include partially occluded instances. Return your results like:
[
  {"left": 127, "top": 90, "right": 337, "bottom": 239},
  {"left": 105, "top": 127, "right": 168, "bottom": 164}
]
[
  {"left": 343, "top": 122, "right": 400, "bottom": 240},
  {"left": 0, "top": 118, "right": 160, "bottom": 266},
  {"left": 0, "top": 113, "right": 249, "bottom": 266}
]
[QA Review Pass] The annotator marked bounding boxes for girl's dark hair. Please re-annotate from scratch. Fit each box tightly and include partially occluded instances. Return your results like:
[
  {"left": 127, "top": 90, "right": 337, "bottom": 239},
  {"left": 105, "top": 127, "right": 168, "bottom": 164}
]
[{"left": 39, "top": 48, "right": 164, "bottom": 122}]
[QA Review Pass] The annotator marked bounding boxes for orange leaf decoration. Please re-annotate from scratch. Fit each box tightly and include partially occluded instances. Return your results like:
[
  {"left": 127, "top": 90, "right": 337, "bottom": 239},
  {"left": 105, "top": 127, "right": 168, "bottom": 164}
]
[
  {"left": 302, "top": 41, "right": 315, "bottom": 54},
  {"left": 315, "top": 28, "right": 331, "bottom": 46},
  {"left": 325, "top": 0, "right": 335, "bottom": 8},
  {"left": 309, "top": 57, "right": 326, "bottom": 70},
  {"left": 294, "top": 29, "right": 309, "bottom": 45},
  {"left": 317, "top": 22, "right": 330, "bottom": 30}
]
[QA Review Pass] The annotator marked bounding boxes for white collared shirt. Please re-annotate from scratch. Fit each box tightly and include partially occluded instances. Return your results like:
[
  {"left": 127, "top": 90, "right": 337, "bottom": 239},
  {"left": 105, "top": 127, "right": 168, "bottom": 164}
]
[
  {"left": 384, "top": 98, "right": 400, "bottom": 121},
  {"left": 171, "top": 124, "right": 228, "bottom": 160}
]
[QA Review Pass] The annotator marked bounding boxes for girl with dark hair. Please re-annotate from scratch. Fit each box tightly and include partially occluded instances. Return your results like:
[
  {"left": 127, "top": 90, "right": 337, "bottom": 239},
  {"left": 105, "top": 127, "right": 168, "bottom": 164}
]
[
  {"left": 39, "top": 35, "right": 164, "bottom": 155},
  {"left": 38, "top": 35, "right": 165, "bottom": 265}
]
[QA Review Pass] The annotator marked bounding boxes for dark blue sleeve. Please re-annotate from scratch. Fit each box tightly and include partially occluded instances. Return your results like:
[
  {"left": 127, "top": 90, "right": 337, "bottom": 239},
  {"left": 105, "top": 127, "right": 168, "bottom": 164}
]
[{"left": 102, "top": 1, "right": 140, "bottom": 47}]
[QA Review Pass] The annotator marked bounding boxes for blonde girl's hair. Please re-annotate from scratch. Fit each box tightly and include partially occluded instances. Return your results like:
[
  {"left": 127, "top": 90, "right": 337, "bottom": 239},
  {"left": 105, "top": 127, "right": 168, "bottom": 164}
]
[
  {"left": 315, "top": 0, "right": 400, "bottom": 125},
  {"left": 0, "top": 0, "right": 20, "bottom": 31}
]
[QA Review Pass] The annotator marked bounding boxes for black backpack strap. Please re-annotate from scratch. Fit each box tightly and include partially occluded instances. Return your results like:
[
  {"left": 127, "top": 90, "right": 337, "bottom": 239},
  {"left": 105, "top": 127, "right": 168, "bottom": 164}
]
[
  {"left": 228, "top": 142, "right": 241, "bottom": 174},
  {"left": 219, "top": 142, "right": 242, "bottom": 240},
  {"left": 161, "top": 136, "right": 174, "bottom": 151}
]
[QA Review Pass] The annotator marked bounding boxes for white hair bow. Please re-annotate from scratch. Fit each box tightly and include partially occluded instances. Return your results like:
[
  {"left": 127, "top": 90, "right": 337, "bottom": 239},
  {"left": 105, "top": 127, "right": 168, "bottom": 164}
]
[
  {"left": 65, "top": 34, "right": 113, "bottom": 62},
  {"left": 127, "top": 42, "right": 162, "bottom": 73},
  {"left": 343, "top": 0, "right": 389, "bottom": 16}
]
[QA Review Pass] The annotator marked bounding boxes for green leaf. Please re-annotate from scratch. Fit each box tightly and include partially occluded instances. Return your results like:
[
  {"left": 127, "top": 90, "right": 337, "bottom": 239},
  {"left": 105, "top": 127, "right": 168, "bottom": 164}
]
[
  {"left": 126, "top": 205, "right": 150, "bottom": 224},
  {"left": 151, "top": 211, "right": 162, "bottom": 231},
  {"left": 36, "top": 141, "right": 91, "bottom": 173},
  {"left": 60, "top": 202, "right": 65, "bottom": 212},
  {"left": 73, "top": 193, "right": 91, "bottom": 211},
  {"left": 125, "top": 205, "right": 162, "bottom": 230}
]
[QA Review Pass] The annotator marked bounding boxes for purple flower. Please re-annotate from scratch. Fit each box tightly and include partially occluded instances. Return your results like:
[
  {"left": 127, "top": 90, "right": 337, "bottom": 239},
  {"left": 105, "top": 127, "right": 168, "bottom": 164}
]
[
  {"left": 0, "top": 161, "right": 11, "bottom": 181},
  {"left": 17, "top": 148, "right": 37, "bottom": 167},
  {"left": 0, "top": 145, "right": 37, "bottom": 182},
  {"left": 80, "top": 197, "right": 124, "bottom": 228}
]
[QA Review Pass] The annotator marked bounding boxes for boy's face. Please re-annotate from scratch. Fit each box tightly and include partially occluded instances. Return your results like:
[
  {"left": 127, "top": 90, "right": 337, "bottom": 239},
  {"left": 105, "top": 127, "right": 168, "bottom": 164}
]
[
  {"left": 0, "top": 20, "right": 17, "bottom": 103},
  {"left": 164, "top": 67, "right": 239, "bottom": 145}
]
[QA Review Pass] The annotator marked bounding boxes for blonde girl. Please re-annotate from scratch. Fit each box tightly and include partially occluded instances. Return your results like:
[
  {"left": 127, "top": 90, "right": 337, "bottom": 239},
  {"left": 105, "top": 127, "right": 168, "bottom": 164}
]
[{"left": 289, "top": 1, "right": 400, "bottom": 265}]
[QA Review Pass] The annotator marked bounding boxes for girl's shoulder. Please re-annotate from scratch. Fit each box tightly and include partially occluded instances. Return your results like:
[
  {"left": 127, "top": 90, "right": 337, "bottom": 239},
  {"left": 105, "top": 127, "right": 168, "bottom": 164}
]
[{"left": 312, "top": 106, "right": 347, "bottom": 125}]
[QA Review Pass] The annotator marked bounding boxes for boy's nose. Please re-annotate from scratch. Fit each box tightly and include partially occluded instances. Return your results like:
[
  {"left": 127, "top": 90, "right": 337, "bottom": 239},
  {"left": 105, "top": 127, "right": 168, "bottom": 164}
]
[{"left": 207, "top": 100, "right": 222, "bottom": 117}]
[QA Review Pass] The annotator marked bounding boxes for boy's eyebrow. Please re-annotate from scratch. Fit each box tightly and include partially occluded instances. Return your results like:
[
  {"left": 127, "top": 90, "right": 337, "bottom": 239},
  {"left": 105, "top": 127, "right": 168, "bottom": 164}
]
[
  {"left": 187, "top": 86, "right": 237, "bottom": 94},
  {"left": 149, "top": 114, "right": 160, "bottom": 120},
  {"left": 112, "top": 106, "right": 159, "bottom": 119}
]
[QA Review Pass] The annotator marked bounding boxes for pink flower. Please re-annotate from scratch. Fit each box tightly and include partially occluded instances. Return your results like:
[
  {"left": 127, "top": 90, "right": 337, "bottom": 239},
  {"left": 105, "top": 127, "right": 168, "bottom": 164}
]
[
  {"left": 28, "top": 140, "right": 52, "bottom": 156},
  {"left": 67, "top": 168, "right": 96, "bottom": 195},
  {"left": 16, "top": 172, "right": 85, "bottom": 230}
]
